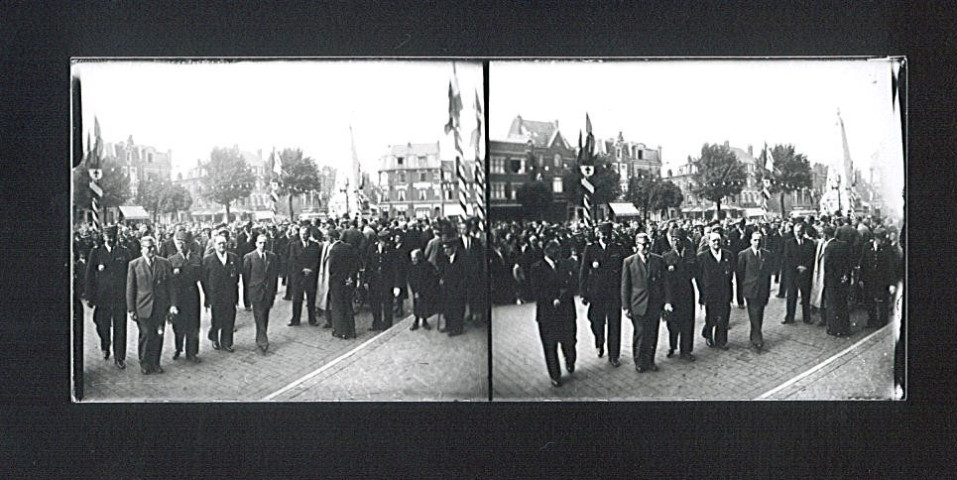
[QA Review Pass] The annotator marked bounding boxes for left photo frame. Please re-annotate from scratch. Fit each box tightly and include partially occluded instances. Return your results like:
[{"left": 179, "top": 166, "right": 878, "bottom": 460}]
[{"left": 71, "top": 59, "right": 489, "bottom": 402}]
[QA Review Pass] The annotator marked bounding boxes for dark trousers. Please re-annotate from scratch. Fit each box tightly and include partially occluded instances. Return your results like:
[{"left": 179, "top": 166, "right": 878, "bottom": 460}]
[
  {"left": 777, "top": 267, "right": 789, "bottom": 296},
  {"left": 537, "top": 321, "right": 576, "bottom": 381},
  {"left": 825, "top": 284, "right": 850, "bottom": 334},
  {"left": 630, "top": 308, "right": 661, "bottom": 368},
  {"left": 208, "top": 304, "right": 236, "bottom": 348},
  {"left": 291, "top": 276, "right": 318, "bottom": 325},
  {"left": 444, "top": 299, "right": 466, "bottom": 334},
  {"left": 587, "top": 296, "right": 622, "bottom": 360},
  {"left": 93, "top": 302, "right": 127, "bottom": 361},
  {"left": 746, "top": 299, "right": 765, "bottom": 347},
  {"left": 666, "top": 302, "right": 695, "bottom": 354},
  {"left": 252, "top": 301, "right": 271, "bottom": 350},
  {"left": 241, "top": 278, "right": 251, "bottom": 310},
  {"left": 734, "top": 269, "right": 746, "bottom": 306},
  {"left": 786, "top": 270, "right": 812, "bottom": 323},
  {"left": 136, "top": 311, "right": 165, "bottom": 369},
  {"left": 369, "top": 285, "right": 394, "bottom": 329},
  {"left": 330, "top": 283, "right": 356, "bottom": 338},
  {"left": 172, "top": 310, "right": 200, "bottom": 359},
  {"left": 703, "top": 302, "right": 731, "bottom": 347},
  {"left": 865, "top": 286, "right": 889, "bottom": 327}
]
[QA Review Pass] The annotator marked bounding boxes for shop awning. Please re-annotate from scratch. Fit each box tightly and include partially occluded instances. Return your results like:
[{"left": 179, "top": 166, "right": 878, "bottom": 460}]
[
  {"left": 443, "top": 203, "right": 466, "bottom": 217},
  {"left": 608, "top": 202, "right": 641, "bottom": 217},
  {"left": 743, "top": 207, "right": 766, "bottom": 218},
  {"left": 254, "top": 210, "right": 275, "bottom": 220},
  {"left": 117, "top": 205, "right": 149, "bottom": 220}
]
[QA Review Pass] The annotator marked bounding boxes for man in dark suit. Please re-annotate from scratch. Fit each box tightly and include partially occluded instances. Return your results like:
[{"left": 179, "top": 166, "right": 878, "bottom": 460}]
[
  {"left": 168, "top": 230, "right": 203, "bottom": 363},
  {"left": 621, "top": 232, "right": 667, "bottom": 372},
  {"left": 287, "top": 225, "right": 321, "bottom": 326},
  {"left": 783, "top": 222, "right": 816, "bottom": 324},
  {"left": 242, "top": 233, "right": 279, "bottom": 353},
  {"left": 736, "top": 231, "right": 774, "bottom": 351},
  {"left": 821, "top": 226, "right": 852, "bottom": 336},
  {"left": 365, "top": 229, "right": 400, "bottom": 331},
  {"left": 438, "top": 234, "right": 469, "bottom": 337},
  {"left": 85, "top": 225, "right": 132, "bottom": 369},
  {"left": 860, "top": 228, "right": 896, "bottom": 329},
  {"left": 126, "top": 236, "right": 178, "bottom": 374},
  {"left": 578, "top": 221, "right": 627, "bottom": 367},
  {"left": 530, "top": 239, "right": 578, "bottom": 387},
  {"left": 661, "top": 227, "right": 698, "bottom": 361},
  {"left": 201, "top": 233, "right": 241, "bottom": 352},
  {"left": 695, "top": 232, "right": 735, "bottom": 350},
  {"left": 728, "top": 218, "right": 752, "bottom": 309},
  {"left": 328, "top": 228, "right": 360, "bottom": 339},
  {"left": 461, "top": 221, "right": 488, "bottom": 325}
]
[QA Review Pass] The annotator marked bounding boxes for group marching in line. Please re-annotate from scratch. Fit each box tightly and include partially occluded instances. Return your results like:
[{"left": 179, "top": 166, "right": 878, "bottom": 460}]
[
  {"left": 74, "top": 216, "right": 487, "bottom": 375},
  {"left": 491, "top": 214, "right": 903, "bottom": 387}
]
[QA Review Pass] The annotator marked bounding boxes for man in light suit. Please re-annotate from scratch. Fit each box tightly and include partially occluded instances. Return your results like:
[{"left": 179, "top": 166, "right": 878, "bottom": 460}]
[
  {"left": 736, "top": 231, "right": 774, "bottom": 351},
  {"left": 242, "top": 234, "right": 279, "bottom": 354},
  {"left": 126, "top": 236, "right": 178, "bottom": 375},
  {"left": 201, "top": 234, "right": 241, "bottom": 352},
  {"left": 621, "top": 232, "right": 667, "bottom": 373}
]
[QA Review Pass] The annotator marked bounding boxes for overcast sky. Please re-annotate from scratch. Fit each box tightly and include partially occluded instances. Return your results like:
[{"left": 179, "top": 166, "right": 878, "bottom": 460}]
[
  {"left": 74, "top": 60, "right": 484, "bottom": 178},
  {"left": 491, "top": 59, "right": 904, "bottom": 209}
]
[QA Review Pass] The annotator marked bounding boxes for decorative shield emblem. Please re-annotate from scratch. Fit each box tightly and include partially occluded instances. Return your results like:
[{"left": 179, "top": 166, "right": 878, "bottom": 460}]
[
  {"left": 580, "top": 165, "right": 594, "bottom": 178},
  {"left": 89, "top": 168, "right": 103, "bottom": 181}
]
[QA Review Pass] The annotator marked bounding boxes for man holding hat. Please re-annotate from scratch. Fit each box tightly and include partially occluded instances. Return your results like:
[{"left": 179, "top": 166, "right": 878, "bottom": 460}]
[
  {"left": 85, "top": 225, "right": 133, "bottom": 369},
  {"left": 168, "top": 230, "right": 203, "bottom": 362},
  {"left": 579, "top": 221, "right": 627, "bottom": 367}
]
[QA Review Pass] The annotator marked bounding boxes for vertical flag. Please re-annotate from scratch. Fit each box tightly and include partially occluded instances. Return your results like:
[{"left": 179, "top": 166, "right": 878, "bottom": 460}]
[
  {"left": 470, "top": 88, "right": 486, "bottom": 228},
  {"left": 579, "top": 114, "right": 596, "bottom": 227},
  {"left": 270, "top": 148, "right": 282, "bottom": 215},
  {"left": 350, "top": 125, "right": 365, "bottom": 213},
  {"left": 761, "top": 142, "right": 773, "bottom": 209},
  {"left": 88, "top": 117, "right": 104, "bottom": 231},
  {"left": 445, "top": 63, "right": 467, "bottom": 216}
]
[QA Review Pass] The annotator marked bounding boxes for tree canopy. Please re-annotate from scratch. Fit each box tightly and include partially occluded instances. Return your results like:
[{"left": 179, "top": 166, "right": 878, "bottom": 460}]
[
  {"left": 203, "top": 146, "right": 254, "bottom": 222},
  {"left": 271, "top": 148, "right": 321, "bottom": 217},
  {"left": 516, "top": 180, "right": 553, "bottom": 220},
  {"left": 691, "top": 142, "right": 747, "bottom": 217},
  {"left": 626, "top": 173, "right": 684, "bottom": 219},
  {"left": 755, "top": 143, "right": 813, "bottom": 217}
]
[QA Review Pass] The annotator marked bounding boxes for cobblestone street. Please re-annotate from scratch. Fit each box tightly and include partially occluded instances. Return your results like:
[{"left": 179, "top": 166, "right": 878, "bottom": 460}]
[{"left": 78, "top": 283, "right": 487, "bottom": 402}]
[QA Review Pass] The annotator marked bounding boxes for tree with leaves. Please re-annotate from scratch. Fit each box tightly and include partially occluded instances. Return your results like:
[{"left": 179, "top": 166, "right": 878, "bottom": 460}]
[
  {"left": 516, "top": 180, "right": 553, "bottom": 220},
  {"left": 203, "top": 146, "right": 254, "bottom": 223},
  {"left": 755, "top": 143, "right": 813, "bottom": 218},
  {"left": 691, "top": 142, "right": 747, "bottom": 219},
  {"left": 136, "top": 178, "right": 172, "bottom": 224},
  {"left": 270, "top": 148, "right": 321, "bottom": 218},
  {"left": 653, "top": 179, "right": 684, "bottom": 218},
  {"left": 161, "top": 183, "right": 193, "bottom": 220}
]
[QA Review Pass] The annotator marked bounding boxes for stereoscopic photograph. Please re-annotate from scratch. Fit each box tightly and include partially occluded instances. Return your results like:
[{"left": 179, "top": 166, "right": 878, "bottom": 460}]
[
  {"left": 488, "top": 58, "right": 905, "bottom": 400},
  {"left": 71, "top": 59, "right": 488, "bottom": 402}
]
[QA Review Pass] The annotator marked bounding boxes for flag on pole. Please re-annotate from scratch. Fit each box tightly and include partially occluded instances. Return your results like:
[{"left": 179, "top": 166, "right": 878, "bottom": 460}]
[
  {"left": 579, "top": 114, "right": 596, "bottom": 227},
  {"left": 470, "top": 88, "right": 486, "bottom": 228},
  {"left": 445, "top": 63, "right": 467, "bottom": 217},
  {"left": 270, "top": 148, "right": 281, "bottom": 214},
  {"left": 88, "top": 116, "right": 104, "bottom": 231}
]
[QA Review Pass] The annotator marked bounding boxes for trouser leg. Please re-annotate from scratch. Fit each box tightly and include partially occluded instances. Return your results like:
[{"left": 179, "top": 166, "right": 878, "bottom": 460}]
[
  {"left": 219, "top": 305, "right": 236, "bottom": 347},
  {"left": 305, "top": 282, "right": 318, "bottom": 324},
  {"left": 538, "top": 325, "right": 560, "bottom": 381},
  {"left": 253, "top": 302, "right": 269, "bottom": 350},
  {"left": 711, "top": 304, "right": 730, "bottom": 347},
  {"left": 148, "top": 314, "right": 165, "bottom": 367},
  {"left": 785, "top": 278, "right": 798, "bottom": 321},
  {"left": 678, "top": 307, "right": 694, "bottom": 354},
  {"left": 606, "top": 303, "right": 622, "bottom": 361},
  {"left": 93, "top": 305, "right": 112, "bottom": 353},
  {"left": 185, "top": 315, "right": 199, "bottom": 358},
  {"left": 747, "top": 300, "right": 764, "bottom": 347},
  {"left": 587, "top": 302, "right": 606, "bottom": 348},
  {"left": 559, "top": 332, "right": 577, "bottom": 370},
  {"left": 382, "top": 288, "right": 394, "bottom": 327},
  {"left": 291, "top": 284, "right": 304, "bottom": 324},
  {"left": 667, "top": 319, "right": 680, "bottom": 350},
  {"left": 735, "top": 270, "right": 745, "bottom": 306}
]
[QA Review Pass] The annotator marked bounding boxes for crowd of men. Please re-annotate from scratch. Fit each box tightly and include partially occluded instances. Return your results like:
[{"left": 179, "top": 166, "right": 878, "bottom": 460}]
[
  {"left": 491, "top": 213, "right": 904, "bottom": 387},
  {"left": 74, "top": 215, "right": 487, "bottom": 376}
]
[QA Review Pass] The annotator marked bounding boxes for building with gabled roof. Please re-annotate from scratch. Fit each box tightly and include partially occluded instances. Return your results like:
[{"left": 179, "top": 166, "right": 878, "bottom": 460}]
[{"left": 377, "top": 141, "right": 468, "bottom": 219}]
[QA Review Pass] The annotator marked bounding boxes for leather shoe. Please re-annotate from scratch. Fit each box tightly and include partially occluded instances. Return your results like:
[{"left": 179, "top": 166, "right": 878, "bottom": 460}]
[
  {"left": 223, "top": 346, "right": 235, "bottom": 353},
  {"left": 782, "top": 319, "right": 794, "bottom": 325},
  {"left": 636, "top": 365, "right": 648, "bottom": 373},
  {"left": 649, "top": 364, "right": 659, "bottom": 372},
  {"left": 609, "top": 358, "right": 621, "bottom": 368},
  {"left": 172, "top": 351, "right": 181, "bottom": 360},
  {"left": 566, "top": 363, "right": 575, "bottom": 374},
  {"left": 597, "top": 345, "right": 605, "bottom": 358},
  {"left": 679, "top": 353, "right": 696, "bottom": 362},
  {"left": 115, "top": 359, "right": 126, "bottom": 369},
  {"left": 551, "top": 378, "right": 562, "bottom": 387},
  {"left": 410, "top": 322, "right": 419, "bottom": 331},
  {"left": 322, "top": 323, "right": 332, "bottom": 329},
  {"left": 103, "top": 350, "right": 110, "bottom": 361},
  {"left": 154, "top": 366, "right": 164, "bottom": 374},
  {"left": 717, "top": 344, "right": 729, "bottom": 350},
  {"left": 422, "top": 321, "right": 432, "bottom": 330},
  {"left": 211, "top": 341, "right": 221, "bottom": 350},
  {"left": 803, "top": 319, "right": 814, "bottom": 324},
  {"left": 141, "top": 366, "right": 151, "bottom": 375},
  {"left": 666, "top": 348, "right": 675, "bottom": 358},
  {"left": 188, "top": 356, "right": 201, "bottom": 364},
  {"left": 706, "top": 338, "right": 715, "bottom": 348},
  {"left": 288, "top": 321, "right": 300, "bottom": 327}
]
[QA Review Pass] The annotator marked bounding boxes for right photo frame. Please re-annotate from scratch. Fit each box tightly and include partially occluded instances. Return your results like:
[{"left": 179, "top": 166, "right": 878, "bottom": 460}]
[{"left": 488, "top": 58, "right": 905, "bottom": 401}]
